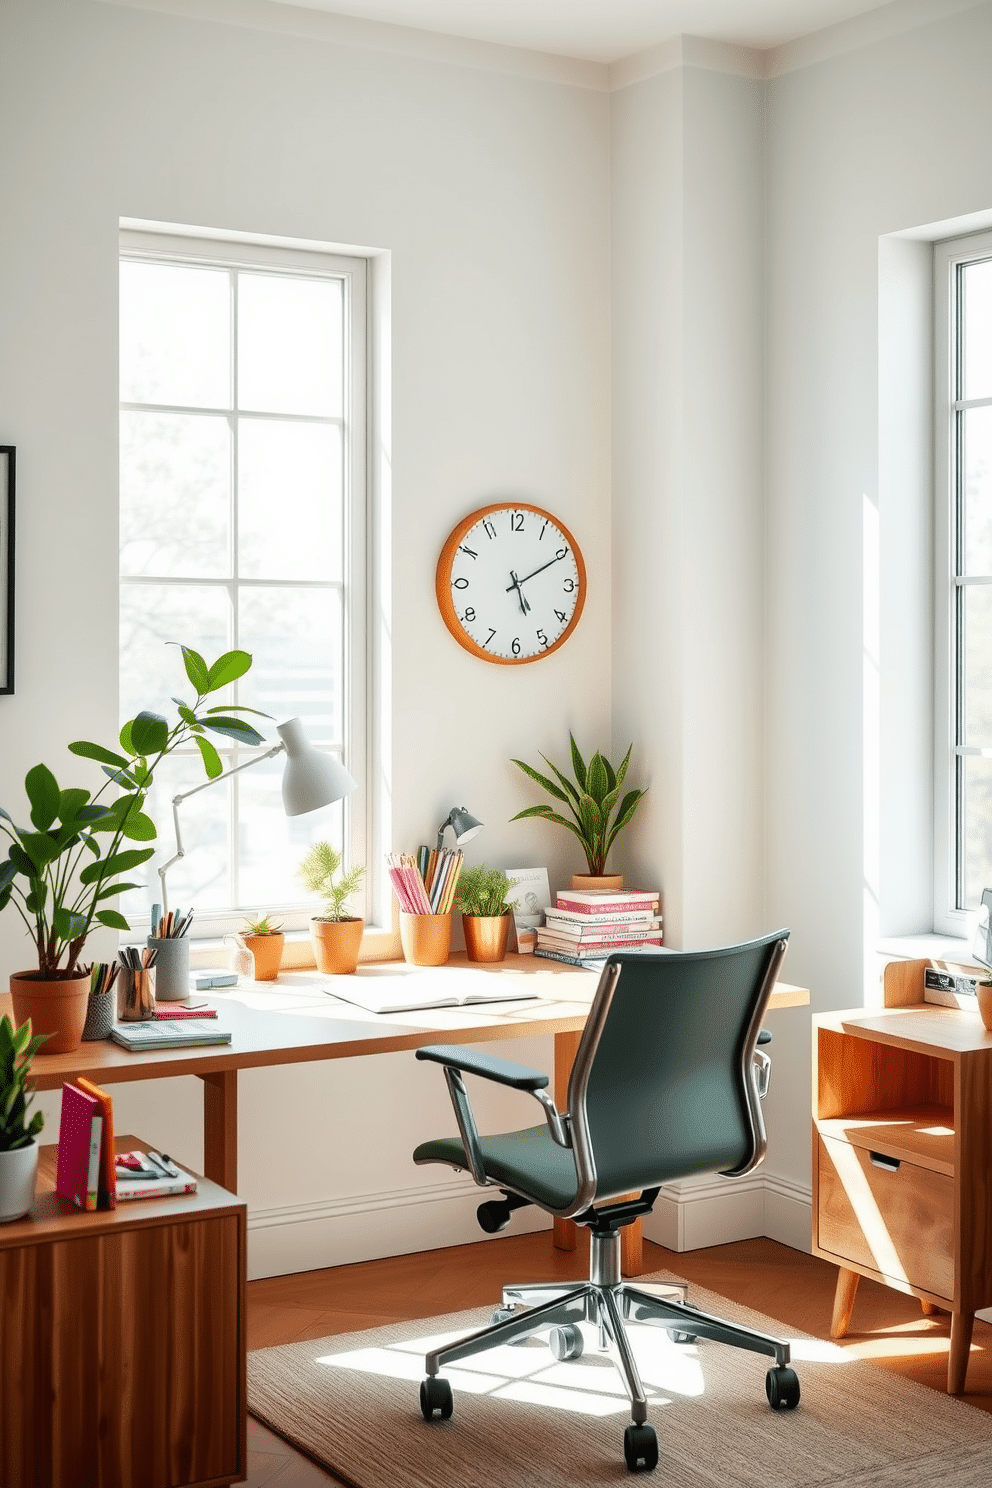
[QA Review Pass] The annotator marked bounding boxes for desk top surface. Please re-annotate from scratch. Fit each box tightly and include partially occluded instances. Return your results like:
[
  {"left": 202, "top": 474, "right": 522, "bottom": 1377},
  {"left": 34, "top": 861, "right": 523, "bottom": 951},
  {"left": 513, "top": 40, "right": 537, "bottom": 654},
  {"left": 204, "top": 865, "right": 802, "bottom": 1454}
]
[{"left": 4, "top": 953, "right": 809, "bottom": 1090}]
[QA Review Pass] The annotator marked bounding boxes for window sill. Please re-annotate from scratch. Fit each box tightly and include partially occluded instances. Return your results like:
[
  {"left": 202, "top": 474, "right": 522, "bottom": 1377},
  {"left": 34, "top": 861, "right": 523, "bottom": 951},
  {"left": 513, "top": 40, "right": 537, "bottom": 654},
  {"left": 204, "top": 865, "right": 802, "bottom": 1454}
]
[
  {"left": 877, "top": 932, "right": 986, "bottom": 969},
  {"left": 186, "top": 924, "right": 402, "bottom": 970}
]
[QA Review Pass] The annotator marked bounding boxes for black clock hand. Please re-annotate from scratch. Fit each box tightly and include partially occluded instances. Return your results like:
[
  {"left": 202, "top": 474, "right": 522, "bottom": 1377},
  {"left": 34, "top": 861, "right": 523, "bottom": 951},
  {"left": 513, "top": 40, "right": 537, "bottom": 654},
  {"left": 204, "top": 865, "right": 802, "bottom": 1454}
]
[
  {"left": 507, "top": 553, "right": 566, "bottom": 590},
  {"left": 508, "top": 571, "right": 531, "bottom": 614}
]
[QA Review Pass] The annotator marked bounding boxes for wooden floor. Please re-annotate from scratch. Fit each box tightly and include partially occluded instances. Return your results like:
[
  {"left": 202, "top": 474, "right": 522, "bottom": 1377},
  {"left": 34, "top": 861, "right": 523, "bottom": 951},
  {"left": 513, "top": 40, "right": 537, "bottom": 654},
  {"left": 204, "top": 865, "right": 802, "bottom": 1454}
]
[{"left": 244, "top": 1232, "right": 992, "bottom": 1486}]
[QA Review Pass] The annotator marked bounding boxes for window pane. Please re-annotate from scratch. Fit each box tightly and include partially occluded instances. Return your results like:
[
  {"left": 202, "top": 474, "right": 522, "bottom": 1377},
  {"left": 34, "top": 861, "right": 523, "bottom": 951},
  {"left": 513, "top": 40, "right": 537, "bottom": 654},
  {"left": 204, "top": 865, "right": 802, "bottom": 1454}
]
[
  {"left": 963, "top": 584, "right": 992, "bottom": 749},
  {"left": 121, "top": 412, "right": 231, "bottom": 578},
  {"left": 239, "top": 754, "right": 345, "bottom": 910},
  {"left": 238, "top": 419, "right": 342, "bottom": 581},
  {"left": 120, "top": 753, "right": 233, "bottom": 923},
  {"left": 238, "top": 586, "right": 342, "bottom": 745},
  {"left": 963, "top": 406, "right": 992, "bottom": 576},
  {"left": 120, "top": 582, "right": 232, "bottom": 724},
  {"left": 238, "top": 273, "right": 342, "bottom": 417},
  {"left": 121, "top": 261, "right": 230, "bottom": 409},
  {"left": 964, "top": 756, "right": 992, "bottom": 909}
]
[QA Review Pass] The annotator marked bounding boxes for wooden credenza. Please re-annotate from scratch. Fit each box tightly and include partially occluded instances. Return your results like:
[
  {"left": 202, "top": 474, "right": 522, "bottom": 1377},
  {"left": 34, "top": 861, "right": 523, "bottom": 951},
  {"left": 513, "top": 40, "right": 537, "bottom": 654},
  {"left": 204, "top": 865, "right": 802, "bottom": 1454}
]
[
  {"left": 812, "top": 960, "right": 992, "bottom": 1394},
  {"left": 0, "top": 1135, "right": 246, "bottom": 1488}
]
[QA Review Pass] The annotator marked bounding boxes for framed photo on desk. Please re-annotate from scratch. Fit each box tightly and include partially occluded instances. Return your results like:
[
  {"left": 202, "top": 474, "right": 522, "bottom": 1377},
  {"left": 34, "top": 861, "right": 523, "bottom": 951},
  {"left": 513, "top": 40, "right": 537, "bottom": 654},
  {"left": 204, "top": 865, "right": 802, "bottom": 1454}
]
[{"left": 0, "top": 446, "right": 13, "bottom": 695}]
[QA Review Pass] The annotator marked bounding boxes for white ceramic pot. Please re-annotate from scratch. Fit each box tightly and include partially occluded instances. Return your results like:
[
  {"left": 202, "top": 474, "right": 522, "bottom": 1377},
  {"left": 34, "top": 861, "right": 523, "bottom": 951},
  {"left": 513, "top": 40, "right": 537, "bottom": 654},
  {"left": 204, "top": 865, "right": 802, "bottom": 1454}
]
[{"left": 0, "top": 1140, "right": 39, "bottom": 1223}]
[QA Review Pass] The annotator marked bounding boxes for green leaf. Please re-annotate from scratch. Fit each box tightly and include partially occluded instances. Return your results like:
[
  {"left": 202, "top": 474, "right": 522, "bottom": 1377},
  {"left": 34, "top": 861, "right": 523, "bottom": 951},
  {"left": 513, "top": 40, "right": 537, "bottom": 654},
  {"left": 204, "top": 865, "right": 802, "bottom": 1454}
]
[
  {"left": 7, "top": 843, "right": 35, "bottom": 877},
  {"left": 101, "top": 765, "right": 138, "bottom": 788},
  {"left": 569, "top": 733, "right": 588, "bottom": 792},
  {"left": 25, "top": 764, "right": 60, "bottom": 832},
  {"left": 129, "top": 711, "right": 169, "bottom": 756},
  {"left": 120, "top": 811, "right": 156, "bottom": 842},
  {"left": 602, "top": 757, "right": 617, "bottom": 794},
  {"left": 510, "top": 759, "right": 570, "bottom": 804},
  {"left": 577, "top": 793, "right": 603, "bottom": 843},
  {"left": 523, "top": 809, "right": 586, "bottom": 841},
  {"left": 94, "top": 881, "right": 143, "bottom": 903},
  {"left": 614, "top": 744, "right": 632, "bottom": 791},
  {"left": 95, "top": 909, "right": 130, "bottom": 931},
  {"left": 68, "top": 740, "right": 131, "bottom": 769},
  {"left": 173, "top": 644, "right": 209, "bottom": 694},
  {"left": 204, "top": 704, "right": 270, "bottom": 717},
  {"left": 57, "top": 788, "right": 90, "bottom": 824},
  {"left": 79, "top": 834, "right": 101, "bottom": 858},
  {"left": 52, "top": 908, "right": 88, "bottom": 941},
  {"left": 586, "top": 753, "right": 609, "bottom": 806},
  {"left": 119, "top": 720, "right": 135, "bottom": 755},
  {"left": 509, "top": 803, "right": 559, "bottom": 821},
  {"left": 24, "top": 884, "right": 46, "bottom": 914},
  {"left": 193, "top": 733, "right": 223, "bottom": 778},
  {"left": 79, "top": 847, "right": 154, "bottom": 885},
  {"left": 74, "top": 803, "right": 115, "bottom": 824},
  {"left": 0, "top": 858, "right": 17, "bottom": 890},
  {"left": 538, "top": 754, "right": 581, "bottom": 804},
  {"left": 199, "top": 716, "right": 265, "bottom": 745},
  {"left": 177, "top": 705, "right": 197, "bottom": 726},
  {"left": 0, "top": 885, "right": 11, "bottom": 913},
  {"left": 205, "top": 649, "right": 252, "bottom": 692},
  {"left": 18, "top": 831, "right": 62, "bottom": 870}
]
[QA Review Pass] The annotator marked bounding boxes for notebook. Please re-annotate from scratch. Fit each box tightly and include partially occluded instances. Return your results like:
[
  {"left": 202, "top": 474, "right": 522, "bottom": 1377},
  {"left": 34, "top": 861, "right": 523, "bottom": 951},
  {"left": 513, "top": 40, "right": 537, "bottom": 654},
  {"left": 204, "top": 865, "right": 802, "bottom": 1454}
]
[
  {"left": 55, "top": 1083, "right": 103, "bottom": 1211},
  {"left": 325, "top": 969, "right": 538, "bottom": 1015},
  {"left": 109, "top": 1022, "right": 232, "bottom": 1051}
]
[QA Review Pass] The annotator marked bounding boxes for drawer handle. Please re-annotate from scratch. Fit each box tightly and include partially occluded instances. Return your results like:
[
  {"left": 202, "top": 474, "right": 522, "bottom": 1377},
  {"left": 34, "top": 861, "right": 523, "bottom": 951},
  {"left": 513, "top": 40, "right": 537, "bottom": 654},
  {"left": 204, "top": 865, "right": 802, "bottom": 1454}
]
[{"left": 869, "top": 1151, "right": 901, "bottom": 1173}]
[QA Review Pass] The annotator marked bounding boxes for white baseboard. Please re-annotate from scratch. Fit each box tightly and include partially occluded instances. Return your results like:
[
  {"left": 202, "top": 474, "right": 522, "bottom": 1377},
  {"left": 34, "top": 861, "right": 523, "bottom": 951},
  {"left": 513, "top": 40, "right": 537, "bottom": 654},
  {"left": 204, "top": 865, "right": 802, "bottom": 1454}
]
[
  {"left": 247, "top": 1171, "right": 812, "bottom": 1279},
  {"left": 246, "top": 1174, "right": 550, "bottom": 1280}
]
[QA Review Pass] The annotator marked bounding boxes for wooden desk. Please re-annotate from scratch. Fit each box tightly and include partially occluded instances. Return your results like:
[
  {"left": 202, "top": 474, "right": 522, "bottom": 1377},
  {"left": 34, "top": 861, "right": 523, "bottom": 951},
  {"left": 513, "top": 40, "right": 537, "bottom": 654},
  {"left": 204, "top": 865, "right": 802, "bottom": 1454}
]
[
  {"left": 5, "top": 956, "right": 807, "bottom": 1275},
  {"left": 813, "top": 958, "right": 992, "bottom": 1394},
  {"left": 0, "top": 1135, "right": 246, "bottom": 1488}
]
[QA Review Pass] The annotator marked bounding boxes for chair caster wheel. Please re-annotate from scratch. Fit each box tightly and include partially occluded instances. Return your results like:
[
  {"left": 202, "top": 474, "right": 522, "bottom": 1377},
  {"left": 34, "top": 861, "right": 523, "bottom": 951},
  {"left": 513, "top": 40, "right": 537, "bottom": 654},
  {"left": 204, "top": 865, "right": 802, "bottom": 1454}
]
[
  {"left": 666, "top": 1329, "right": 697, "bottom": 1344},
  {"left": 490, "top": 1306, "right": 515, "bottom": 1325},
  {"left": 420, "top": 1376, "right": 453, "bottom": 1420},
  {"left": 549, "top": 1324, "right": 584, "bottom": 1361},
  {"left": 623, "top": 1422, "right": 658, "bottom": 1472},
  {"left": 766, "top": 1366, "right": 801, "bottom": 1410}
]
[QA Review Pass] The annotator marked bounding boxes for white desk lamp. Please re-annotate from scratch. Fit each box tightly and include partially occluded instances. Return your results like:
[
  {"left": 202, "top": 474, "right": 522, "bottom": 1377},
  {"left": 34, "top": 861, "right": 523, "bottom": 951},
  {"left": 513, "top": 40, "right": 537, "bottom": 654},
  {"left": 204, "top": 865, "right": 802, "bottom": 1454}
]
[{"left": 158, "top": 717, "right": 357, "bottom": 914}]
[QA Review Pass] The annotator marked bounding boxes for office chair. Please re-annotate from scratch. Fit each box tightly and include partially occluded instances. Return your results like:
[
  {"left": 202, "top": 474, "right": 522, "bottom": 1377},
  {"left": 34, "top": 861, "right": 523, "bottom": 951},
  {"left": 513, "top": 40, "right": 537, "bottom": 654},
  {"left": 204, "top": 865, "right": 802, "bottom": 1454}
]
[{"left": 412, "top": 931, "right": 798, "bottom": 1474}]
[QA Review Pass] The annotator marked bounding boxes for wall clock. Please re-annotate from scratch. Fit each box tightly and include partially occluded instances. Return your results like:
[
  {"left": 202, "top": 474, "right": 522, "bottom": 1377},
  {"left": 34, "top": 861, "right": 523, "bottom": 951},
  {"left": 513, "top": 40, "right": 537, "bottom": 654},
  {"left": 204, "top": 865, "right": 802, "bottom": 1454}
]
[{"left": 436, "top": 502, "right": 586, "bottom": 664}]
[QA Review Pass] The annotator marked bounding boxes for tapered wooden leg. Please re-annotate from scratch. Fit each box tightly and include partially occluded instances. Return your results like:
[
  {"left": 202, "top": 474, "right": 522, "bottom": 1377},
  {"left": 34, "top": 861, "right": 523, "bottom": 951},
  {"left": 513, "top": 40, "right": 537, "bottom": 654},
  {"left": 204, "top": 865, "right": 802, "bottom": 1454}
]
[
  {"left": 553, "top": 1030, "right": 582, "bottom": 1252},
  {"left": 948, "top": 1310, "right": 975, "bottom": 1395},
  {"left": 830, "top": 1267, "right": 860, "bottom": 1338},
  {"left": 201, "top": 1069, "right": 238, "bottom": 1193},
  {"left": 920, "top": 1299, "right": 939, "bottom": 1316},
  {"left": 621, "top": 1220, "right": 643, "bottom": 1276}
]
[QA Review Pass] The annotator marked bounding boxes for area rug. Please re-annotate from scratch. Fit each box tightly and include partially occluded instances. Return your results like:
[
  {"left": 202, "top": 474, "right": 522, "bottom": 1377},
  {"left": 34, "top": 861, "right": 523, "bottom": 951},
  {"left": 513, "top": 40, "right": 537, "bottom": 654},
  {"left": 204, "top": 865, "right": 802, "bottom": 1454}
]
[{"left": 247, "top": 1270, "right": 992, "bottom": 1487}]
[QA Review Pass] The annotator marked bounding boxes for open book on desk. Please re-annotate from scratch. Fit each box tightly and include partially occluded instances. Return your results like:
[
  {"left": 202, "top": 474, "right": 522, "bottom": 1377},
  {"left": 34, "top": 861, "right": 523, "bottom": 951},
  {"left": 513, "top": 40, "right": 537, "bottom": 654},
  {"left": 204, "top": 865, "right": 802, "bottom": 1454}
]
[{"left": 323, "top": 969, "right": 539, "bottom": 1016}]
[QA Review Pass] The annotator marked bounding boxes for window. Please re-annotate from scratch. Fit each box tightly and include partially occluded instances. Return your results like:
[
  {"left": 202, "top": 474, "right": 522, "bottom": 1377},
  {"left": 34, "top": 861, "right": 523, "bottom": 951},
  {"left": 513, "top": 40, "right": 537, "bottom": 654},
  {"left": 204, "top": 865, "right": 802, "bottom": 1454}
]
[
  {"left": 934, "top": 231, "right": 992, "bottom": 933},
  {"left": 119, "top": 229, "right": 368, "bottom": 934}
]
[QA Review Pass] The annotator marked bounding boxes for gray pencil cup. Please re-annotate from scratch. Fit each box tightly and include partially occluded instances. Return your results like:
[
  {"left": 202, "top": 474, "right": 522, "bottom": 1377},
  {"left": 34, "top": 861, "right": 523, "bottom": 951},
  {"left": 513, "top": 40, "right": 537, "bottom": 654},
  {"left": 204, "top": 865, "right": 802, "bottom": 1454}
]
[
  {"left": 82, "top": 986, "right": 115, "bottom": 1040},
  {"left": 147, "top": 936, "right": 191, "bottom": 1001}
]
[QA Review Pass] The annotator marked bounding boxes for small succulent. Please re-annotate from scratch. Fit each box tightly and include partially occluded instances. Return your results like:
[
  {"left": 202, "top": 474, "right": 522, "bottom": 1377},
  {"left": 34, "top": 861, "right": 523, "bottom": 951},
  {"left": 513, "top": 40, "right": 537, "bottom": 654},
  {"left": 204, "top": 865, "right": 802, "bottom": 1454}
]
[
  {"left": 0, "top": 1015, "right": 46, "bottom": 1153},
  {"left": 455, "top": 865, "right": 513, "bottom": 918},
  {"left": 242, "top": 914, "right": 283, "bottom": 936},
  {"left": 299, "top": 841, "right": 365, "bottom": 923}
]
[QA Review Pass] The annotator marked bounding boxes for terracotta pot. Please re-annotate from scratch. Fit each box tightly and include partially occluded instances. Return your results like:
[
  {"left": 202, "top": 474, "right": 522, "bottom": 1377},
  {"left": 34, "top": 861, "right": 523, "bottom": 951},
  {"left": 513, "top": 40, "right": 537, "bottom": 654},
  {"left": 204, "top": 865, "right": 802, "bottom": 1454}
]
[
  {"left": 10, "top": 971, "right": 90, "bottom": 1055},
  {"left": 571, "top": 873, "right": 624, "bottom": 891},
  {"left": 310, "top": 917, "right": 364, "bottom": 975},
  {"left": 977, "top": 982, "right": 992, "bottom": 1032},
  {"left": 462, "top": 913, "right": 511, "bottom": 964},
  {"left": 242, "top": 931, "right": 285, "bottom": 982},
  {"left": 0, "top": 1141, "right": 39, "bottom": 1224},
  {"left": 399, "top": 912, "right": 451, "bottom": 967}
]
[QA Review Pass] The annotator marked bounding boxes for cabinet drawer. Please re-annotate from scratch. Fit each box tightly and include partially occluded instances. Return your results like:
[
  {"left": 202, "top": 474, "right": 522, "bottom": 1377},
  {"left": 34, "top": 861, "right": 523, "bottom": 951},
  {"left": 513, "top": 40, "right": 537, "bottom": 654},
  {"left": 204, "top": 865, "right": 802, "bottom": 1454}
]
[{"left": 817, "top": 1134, "right": 954, "bottom": 1299}]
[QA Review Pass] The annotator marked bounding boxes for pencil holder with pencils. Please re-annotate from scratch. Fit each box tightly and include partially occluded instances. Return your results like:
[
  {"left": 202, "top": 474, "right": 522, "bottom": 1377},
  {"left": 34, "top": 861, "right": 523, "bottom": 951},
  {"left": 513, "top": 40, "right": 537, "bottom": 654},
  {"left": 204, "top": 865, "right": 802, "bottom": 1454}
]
[
  {"left": 117, "top": 947, "right": 157, "bottom": 1022},
  {"left": 146, "top": 936, "right": 191, "bottom": 1001},
  {"left": 387, "top": 845, "right": 464, "bottom": 966}
]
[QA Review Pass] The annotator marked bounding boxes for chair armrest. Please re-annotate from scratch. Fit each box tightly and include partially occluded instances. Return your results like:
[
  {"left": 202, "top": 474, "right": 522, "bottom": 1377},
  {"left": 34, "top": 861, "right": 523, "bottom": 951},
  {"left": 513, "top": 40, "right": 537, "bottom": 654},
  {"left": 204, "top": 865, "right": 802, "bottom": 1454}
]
[
  {"left": 416, "top": 1044, "right": 550, "bottom": 1091},
  {"left": 757, "top": 1029, "right": 772, "bottom": 1045}
]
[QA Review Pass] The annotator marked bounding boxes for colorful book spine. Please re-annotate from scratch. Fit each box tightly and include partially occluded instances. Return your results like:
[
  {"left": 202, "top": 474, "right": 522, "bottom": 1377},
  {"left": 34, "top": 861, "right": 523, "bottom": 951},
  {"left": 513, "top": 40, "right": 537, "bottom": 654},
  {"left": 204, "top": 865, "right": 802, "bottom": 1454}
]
[
  {"left": 544, "top": 907, "right": 661, "bottom": 926},
  {"left": 538, "top": 932, "right": 664, "bottom": 951},
  {"left": 533, "top": 948, "right": 604, "bottom": 967},
  {"left": 76, "top": 1076, "right": 116, "bottom": 1210},
  {"left": 555, "top": 893, "right": 660, "bottom": 916},
  {"left": 56, "top": 1083, "right": 103, "bottom": 1212}
]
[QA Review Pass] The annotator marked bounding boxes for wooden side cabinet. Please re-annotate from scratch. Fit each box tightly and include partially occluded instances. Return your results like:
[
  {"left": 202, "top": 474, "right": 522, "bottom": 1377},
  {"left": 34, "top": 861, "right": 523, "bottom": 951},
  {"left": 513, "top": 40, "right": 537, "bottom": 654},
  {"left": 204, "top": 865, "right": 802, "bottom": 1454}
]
[
  {"left": 0, "top": 1134, "right": 247, "bottom": 1488},
  {"left": 812, "top": 960, "right": 992, "bottom": 1394}
]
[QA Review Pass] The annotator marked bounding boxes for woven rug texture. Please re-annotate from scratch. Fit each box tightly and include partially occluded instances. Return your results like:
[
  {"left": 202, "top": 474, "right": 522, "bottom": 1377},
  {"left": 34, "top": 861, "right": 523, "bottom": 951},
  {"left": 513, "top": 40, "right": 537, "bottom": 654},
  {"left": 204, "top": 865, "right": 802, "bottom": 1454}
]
[{"left": 247, "top": 1270, "right": 992, "bottom": 1488}]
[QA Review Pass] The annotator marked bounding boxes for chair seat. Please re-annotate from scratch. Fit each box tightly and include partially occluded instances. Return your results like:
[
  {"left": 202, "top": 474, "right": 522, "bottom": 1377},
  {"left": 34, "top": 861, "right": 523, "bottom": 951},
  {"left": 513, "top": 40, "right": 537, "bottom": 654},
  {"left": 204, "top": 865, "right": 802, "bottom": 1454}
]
[{"left": 414, "top": 1123, "right": 580, "bottom": 1209}]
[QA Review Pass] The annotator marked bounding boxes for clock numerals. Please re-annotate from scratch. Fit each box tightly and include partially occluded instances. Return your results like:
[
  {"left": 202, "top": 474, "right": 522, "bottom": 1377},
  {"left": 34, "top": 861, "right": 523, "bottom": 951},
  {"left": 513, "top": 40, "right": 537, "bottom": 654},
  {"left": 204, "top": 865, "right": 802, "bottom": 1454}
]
[
  {"left": 483, "top": 519, "right": 497, "bottom": 539},
  {"left": 485, "top": 628, "right": 496, "bottom": 647},
  {"left": 463, "top": 607, "right": 475, "bottom": 622},
  {"left": 511, "top": 637, "right": 521, "bottom": 656},
  {"left": 537, "top": 629, "right": 549, "bottom": 649},
  {"left": 564, "top": 579, "right": 575, "bottom": 593},
  {"left": 540, "top": 521, "right": 548, "bottom": 540},
  {"left": 556, "top": 547, "right": 567, "bottom": 559},
  {"left": 459, "top": 544, "right": 477, "bottom": 559},
  {"left": 555, "top": 609, "right": 567, "bottom": 623},
  {"left": 510, "top": 511, "right": 524, "bottom": 532},
  {"left": 453, "top": 577, "right": 469, "bottom": 590}
]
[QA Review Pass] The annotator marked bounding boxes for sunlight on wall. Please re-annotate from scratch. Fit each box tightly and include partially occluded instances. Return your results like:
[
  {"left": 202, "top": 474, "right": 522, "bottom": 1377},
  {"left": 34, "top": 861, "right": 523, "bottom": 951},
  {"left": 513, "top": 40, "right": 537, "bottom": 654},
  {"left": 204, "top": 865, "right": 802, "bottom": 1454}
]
[{"left": 864, "top": 493, "right": 881, "bottom": 1006}]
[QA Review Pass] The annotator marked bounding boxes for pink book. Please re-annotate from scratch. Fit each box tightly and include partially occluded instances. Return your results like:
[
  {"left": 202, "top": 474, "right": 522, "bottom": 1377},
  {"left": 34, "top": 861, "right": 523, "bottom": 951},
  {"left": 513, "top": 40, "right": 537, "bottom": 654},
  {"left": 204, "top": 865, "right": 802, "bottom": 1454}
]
[{"left": 56, "top": 1084, "right": 102, "bottom": 1211}]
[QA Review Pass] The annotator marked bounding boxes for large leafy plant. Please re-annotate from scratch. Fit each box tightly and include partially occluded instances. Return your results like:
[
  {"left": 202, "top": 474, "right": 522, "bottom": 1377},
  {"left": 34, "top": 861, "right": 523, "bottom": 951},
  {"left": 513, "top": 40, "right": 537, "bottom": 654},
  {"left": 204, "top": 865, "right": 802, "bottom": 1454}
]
[
  {"left": 299, "top": 841, "right": 365, "bottom": 922},
  {"left": 0, "top": 1015, "right": 47, "bottom": 1151},
  {"left": 510, "top": 734, "right": 646, "bottom": 877},
  {"left": 0, "top": 646, "right": 265, "bottom": 979}
]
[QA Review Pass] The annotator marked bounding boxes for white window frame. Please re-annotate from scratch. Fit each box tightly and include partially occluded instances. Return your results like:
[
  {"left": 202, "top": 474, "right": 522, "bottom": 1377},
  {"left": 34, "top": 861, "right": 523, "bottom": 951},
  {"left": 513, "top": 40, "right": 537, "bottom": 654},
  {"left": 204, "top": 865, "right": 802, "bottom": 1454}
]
[
  {"left": 119, "top": 225, "right": 376, "bottom": 938},
  {"left": 933, "top": 229, "right": 992, "bottom": 935}
]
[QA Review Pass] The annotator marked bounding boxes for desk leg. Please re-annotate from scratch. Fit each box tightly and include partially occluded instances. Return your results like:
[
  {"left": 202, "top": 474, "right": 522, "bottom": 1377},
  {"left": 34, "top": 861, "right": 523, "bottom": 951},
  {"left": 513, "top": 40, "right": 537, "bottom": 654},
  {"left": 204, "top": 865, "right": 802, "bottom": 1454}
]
[
  {"left": 550, "top": 1029, "right": 644, "bottom": 1275},
  {"left": 830, "top": 1267, "right": 860, "bottom": 1338},
  {"left": 201, "top": 1069, "right": 238, "bottom": 1193},
  {"left": 948, "top": 1310, "right": 975, "bottom": 1395},
  {"left": 553, "top": 1031, "right": 581, "bottom": 1253}
]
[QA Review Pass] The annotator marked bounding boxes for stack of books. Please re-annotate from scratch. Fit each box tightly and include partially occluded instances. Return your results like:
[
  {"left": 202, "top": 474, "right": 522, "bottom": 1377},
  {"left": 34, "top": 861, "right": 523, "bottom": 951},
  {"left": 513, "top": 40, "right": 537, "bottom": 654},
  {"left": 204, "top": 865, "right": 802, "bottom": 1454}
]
[{"left": 534, "top": 888, "right": 662, "bottom": 966}]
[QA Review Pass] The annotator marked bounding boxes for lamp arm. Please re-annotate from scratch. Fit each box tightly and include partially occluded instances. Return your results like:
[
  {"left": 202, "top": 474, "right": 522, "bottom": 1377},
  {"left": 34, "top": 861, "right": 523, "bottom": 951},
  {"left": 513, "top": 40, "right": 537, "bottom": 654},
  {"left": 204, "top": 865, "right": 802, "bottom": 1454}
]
[{"left": 157, "top": 743, "right": 286, "bottom": 915}]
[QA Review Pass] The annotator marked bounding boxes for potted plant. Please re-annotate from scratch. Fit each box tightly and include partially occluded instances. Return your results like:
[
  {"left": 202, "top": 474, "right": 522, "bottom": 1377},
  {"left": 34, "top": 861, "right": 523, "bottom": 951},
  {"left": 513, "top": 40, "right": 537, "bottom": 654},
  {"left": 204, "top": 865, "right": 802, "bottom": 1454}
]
[
  {"left": 299, "top": 842, "right": 365, "bottom": 975},
  {"left": 239, "top": 914, "right": 285, "bottom": 982},
  {"left": 0, "top": 1015, "right": 47, "bottom": 1223},
  {"left": 455, "top": 865, "right": 514, "bottom": 963},
  {"left": 0, "top": 645, "right": 265, "bottom": 1052},
  {"left": 510, "top": 734, "right": 647, "bottom": 889}
]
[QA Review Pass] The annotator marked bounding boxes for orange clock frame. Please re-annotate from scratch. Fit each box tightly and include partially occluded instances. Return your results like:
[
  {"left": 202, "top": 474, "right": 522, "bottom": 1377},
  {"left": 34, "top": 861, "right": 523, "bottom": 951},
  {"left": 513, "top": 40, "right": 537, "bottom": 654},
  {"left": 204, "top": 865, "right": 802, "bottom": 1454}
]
[{"left": 435, "top": 502, "right": 587, "bottom": 665}]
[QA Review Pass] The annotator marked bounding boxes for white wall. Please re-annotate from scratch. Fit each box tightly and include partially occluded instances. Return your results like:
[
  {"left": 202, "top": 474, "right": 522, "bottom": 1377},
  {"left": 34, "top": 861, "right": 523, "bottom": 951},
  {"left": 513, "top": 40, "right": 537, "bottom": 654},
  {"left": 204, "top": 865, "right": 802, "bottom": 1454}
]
[{"left": 0, "top": 0, "right": 610, "bottom": 1274}]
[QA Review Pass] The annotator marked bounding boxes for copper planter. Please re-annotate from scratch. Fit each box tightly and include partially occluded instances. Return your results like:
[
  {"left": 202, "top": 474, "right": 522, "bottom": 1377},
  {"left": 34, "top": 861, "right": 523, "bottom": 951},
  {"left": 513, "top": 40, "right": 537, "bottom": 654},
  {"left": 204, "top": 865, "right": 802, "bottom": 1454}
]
[{"left": 462, "top": 913, "right": 511, "bottom": 963}]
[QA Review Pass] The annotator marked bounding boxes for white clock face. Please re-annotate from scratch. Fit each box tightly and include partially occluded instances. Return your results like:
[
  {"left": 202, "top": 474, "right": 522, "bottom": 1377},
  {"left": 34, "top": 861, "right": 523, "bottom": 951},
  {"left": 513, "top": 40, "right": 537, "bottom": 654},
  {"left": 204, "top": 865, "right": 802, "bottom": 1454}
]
[{"left": 445, "top": 507, "right": 583, "bottom": 661}]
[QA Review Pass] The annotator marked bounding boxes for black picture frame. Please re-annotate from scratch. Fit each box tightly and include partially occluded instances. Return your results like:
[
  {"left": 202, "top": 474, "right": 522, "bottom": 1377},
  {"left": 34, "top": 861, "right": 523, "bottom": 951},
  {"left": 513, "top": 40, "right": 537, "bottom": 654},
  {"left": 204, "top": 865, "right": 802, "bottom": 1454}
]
[{"left": 0, "top": 446, "right": 13, "bottom": 696}]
